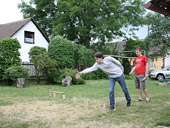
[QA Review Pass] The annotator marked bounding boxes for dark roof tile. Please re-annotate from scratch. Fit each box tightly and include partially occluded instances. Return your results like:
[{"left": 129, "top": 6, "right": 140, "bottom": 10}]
[
  {"left": 0, "top": 18, "right": 30, "bottom": 39},
  {"left": 0, "top": 18, "right": 49, "bottom": 42}
]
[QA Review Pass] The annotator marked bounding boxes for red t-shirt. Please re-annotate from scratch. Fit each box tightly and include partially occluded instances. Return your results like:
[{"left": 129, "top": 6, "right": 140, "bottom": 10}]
[{"left": 135, "top": 55, "right": 148, "bottom": 75}]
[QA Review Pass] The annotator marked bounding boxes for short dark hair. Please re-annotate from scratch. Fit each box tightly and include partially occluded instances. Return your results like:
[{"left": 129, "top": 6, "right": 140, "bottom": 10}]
[
  {"left": 136, "top": 48, "right": 142, "bottom": 52},
  {"left": 94, "top": 52, "right": 104, "bottom": 58}
]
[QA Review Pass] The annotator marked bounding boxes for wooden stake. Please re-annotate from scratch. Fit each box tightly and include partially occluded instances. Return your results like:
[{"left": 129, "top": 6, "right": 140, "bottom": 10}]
[
  {"left": 49, "top": 91, "right": 64, "bottom": 97},
  {"left": 63, "top": 95, "right": 65, "bottom": 99},
  {"left": 73, "top": 97, "right": 76, "bottom": 102},
  {"left": 49, "top": 89, "right": 51, "bottom": 96},
  {"left": 53, "top": 93, "right": 56, "bottom": 97},
  {"left": 103, "top": 103, "right": 106, "bottom": 110},
  {"left": 50, "top": 91, "right": 64, "bottom": 94},
  {"left": 87, "top": 99, "right": 90, "bottom": 105}
]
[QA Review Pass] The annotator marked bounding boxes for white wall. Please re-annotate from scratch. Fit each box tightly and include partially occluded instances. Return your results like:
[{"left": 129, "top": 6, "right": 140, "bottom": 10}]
[
  {"left": 12, "top": 21, "right": 48, "bottom": 62},
  {"left": 165, "top": 53, "right": 170, "bottom": 66}
]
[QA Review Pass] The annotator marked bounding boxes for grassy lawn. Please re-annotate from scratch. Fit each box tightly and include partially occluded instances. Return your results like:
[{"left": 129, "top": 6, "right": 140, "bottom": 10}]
[{"left": 0, "top": 79, "right": 170, "bottom": 128}]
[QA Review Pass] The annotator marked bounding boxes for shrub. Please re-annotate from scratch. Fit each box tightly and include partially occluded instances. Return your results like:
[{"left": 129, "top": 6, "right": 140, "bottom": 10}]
[
  {"left": 57, "top": 68, "right": 85, "bottom": 85},
  {"left": 74, "top": 44, "right": 94, "bottom": 71},
  {"left": 0, "top": 38, "right": 21, "bottom": 78},
  {"left": 83, "top": 70, "right": 108, "bottom": 80},
  {"left": 37, "top": 53, "right": 58, "bottom": 84},
  {"left": 28, "top": 46, "right": 47, "bottom": 84},
  {"left": 122, "top": 58, "right": 131, "bottom": 75},
  {"left": 3, "top": 66, "right": 29, "bottom": 85},
  {"left": 29, "top": 46, "right": 58, "bottom": 84},
  {"left": 124, "top": 74, "right": 134, "bottom": 80},
  {"left": 48, "top": 37, "right": 74, "bottom": 69}
]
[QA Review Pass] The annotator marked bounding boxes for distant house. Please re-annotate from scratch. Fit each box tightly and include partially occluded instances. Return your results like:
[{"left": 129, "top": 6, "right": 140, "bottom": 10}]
[{"left": 0, "top": 18, "right": 49, "bottom": 62}]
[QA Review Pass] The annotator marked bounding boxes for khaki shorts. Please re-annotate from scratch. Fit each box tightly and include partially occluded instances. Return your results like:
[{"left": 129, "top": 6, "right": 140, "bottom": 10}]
[{"left": 135, "top": 75, "right": 146, "bottom": 89}]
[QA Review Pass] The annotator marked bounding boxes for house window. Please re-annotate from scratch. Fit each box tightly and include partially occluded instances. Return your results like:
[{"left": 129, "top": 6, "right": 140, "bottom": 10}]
[{"left": 24, "top": 31, "right": 34, "bottom": 44}]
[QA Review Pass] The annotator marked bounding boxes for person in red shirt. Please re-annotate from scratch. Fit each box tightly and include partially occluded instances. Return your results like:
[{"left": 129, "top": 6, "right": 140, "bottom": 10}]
[{"left": 129, "top": 48, "right": 150, "bottom": 103}]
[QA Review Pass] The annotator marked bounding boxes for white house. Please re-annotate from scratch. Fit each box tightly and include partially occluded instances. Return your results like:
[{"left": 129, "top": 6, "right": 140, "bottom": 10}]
[
  {"left": 0, "top": 18, "right": 49, "bottom": 62},
  {"left": 165, "top": 54, "right": 170, "bottom": 66}
]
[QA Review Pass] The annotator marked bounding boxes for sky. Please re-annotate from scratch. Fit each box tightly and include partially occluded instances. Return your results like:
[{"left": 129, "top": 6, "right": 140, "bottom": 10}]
[
  {"left": 0, "top": 0, "right": 26, "bottom": 24},
  {"left": 0, "top": 0, "right": 149, "bottom": 40}
]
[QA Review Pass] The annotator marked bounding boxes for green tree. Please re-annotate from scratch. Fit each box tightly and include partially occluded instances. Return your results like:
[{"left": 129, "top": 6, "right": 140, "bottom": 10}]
[
  {"left": 29, "top": 46, "right": 58, "bottom": 84},
  {"left": 144, "top": 13, "right": 170, "bottom": 62},
  {"left": 0, "top": 38, "right": 21, "bottom": 78},
  {"left": 35, "top": 53, "right": 58, "bottom": 84},
  {"left": 123, "top": 38, "right": 147, "bottom": 73},
  {"left": 74, "top": 44, "right": 94, "bottom": 71},
  {"left": 18, "top": 0, "right": 57, "bottom": 36},
  {"left": 52, "top": 0, "right": 145, "bottom": 48},
  {"left": 28, "top": 46, "right": 47, "bottom": 84},
  {"left": 18, "top": 0, "right": 145, "bottom": 48},
  {"left": 124, "top": 38, "right": 147, "bottom": 57},
  {"left": 48, "top": 36, "right": 74, "bottom": 70},
  {"left": 90, "top": 42, "right": 118, "bottom": 56}
]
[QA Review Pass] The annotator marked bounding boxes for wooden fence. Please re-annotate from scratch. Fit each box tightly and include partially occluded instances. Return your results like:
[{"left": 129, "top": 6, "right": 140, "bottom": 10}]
[{"left": 22, "top": 62, "right": 35, "bottom": 76}]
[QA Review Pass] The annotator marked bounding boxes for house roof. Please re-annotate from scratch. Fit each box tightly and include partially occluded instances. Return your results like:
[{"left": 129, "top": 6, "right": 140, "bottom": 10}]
[
  {"left": 110, "top": 40, "right": 159, "bottom": 56},
  {"left": 0, "top": 18, "right": 49, "bottom": 42},
  {"left": 115, "top": 41, "right": 126, "bottom": 51},
  {"left": 144, "top": 0, "right": 170, "bottom": 17}
]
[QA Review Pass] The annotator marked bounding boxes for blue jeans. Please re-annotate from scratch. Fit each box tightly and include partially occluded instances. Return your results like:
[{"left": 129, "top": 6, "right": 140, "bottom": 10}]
[{"left": 109, "top": 74, "right": 131, "bottom": 108}]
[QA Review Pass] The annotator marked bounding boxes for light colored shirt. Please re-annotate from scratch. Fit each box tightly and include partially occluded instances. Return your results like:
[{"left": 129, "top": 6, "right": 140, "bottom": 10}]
[{"left": 82, "top": 56, "right": 124, "bottom": 78}]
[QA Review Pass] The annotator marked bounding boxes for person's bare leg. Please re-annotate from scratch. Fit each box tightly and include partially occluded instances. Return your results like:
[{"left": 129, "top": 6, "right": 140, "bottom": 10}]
[
  {"left": 138, "top": 89, "right": 143, "bottom": 100},
  {"left": 143, "top": 88, "right": 149, "bottom": 99}
]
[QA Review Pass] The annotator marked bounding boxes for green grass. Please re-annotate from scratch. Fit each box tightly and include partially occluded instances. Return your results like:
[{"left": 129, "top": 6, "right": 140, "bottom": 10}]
[{"left": 0, "top": 79, "right": 170, "bottom": 128}]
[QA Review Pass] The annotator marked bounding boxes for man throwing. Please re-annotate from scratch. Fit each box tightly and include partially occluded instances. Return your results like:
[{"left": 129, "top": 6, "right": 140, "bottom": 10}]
[
  {"left": 129, "top": 48, "right": 150, "bottom": 103},
  {"left": 76, "top": 52, "right": 131, "bottom": 110}
]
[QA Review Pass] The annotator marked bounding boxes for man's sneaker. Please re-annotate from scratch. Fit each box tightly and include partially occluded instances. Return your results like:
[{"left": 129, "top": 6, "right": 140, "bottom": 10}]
[
  {"left": 127, "top": 101, "right": 131, "bottom": 107},
  {"left": 146, "top": 99, "right": 150, "bottom": 103},
  {"left": 109, "top": 107, "right": 115, "bottom": 110},
  {"left": 135, "top": 98, "right": 142, "bottom": 102}
]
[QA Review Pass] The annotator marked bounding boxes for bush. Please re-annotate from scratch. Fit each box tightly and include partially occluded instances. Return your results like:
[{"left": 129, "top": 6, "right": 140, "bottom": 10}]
[
  {"left": 57, "top": 68, "right": 85, "bottom": 85},
  {"left": 122, "top": 58, "right": 131, "bottom": 75},
  {"left": 3, "top": 66, "right": 30, "bottom": 85},
  {"left": 48, "top": 37, "right": 74, "bottom": 69},
  {"left": 28, "top": 46, "right": 47, "bottom": 84},
  {"left": 74, "top": 44, "right": 94, "bottom": 71},
  {"left": 124, "top": 74, "right": 134, "bottom": 80},
  {"left": 83, "top": 70, "right": 108, "bottom": 80},
  {"left": 38, "top": 53, "right": 58, "bottom": 84},
  {"left": 0, "top": 38, "right": 21, "bottom": 78}
]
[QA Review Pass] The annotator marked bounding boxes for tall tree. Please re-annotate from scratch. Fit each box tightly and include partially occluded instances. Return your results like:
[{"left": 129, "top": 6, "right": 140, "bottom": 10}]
[
  {"left": 18, "top": 0, "right": 57, "bottom": 36},
  {"left": 144, "top": 13, "right": 170, "bottom": 59},
  {"left": 52, "top": 0, "right": 145, "bottom": 48},
  {"left": 18, "top": 0, "right": 145, "bottom": 48},
  {"left": 124, "top": 38, "right": 147, "bottom": 57}
]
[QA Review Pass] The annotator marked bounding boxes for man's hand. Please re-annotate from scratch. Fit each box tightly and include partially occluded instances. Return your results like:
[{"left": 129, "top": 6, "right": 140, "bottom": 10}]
[
  {"left": 75, "top": 72, "right": 83, "bottom": 79},
  {"left": 129, "top": 66, "right": 136, "bottom": 75},
  {"left": 129, "top": 70, "right": 133, "bottom": 75},
  {"left": 142, "top": 73, "right": 148, "bottom": 81},
  {"left": 145, "top": 73, "right": 149, "bottom": 78}
]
